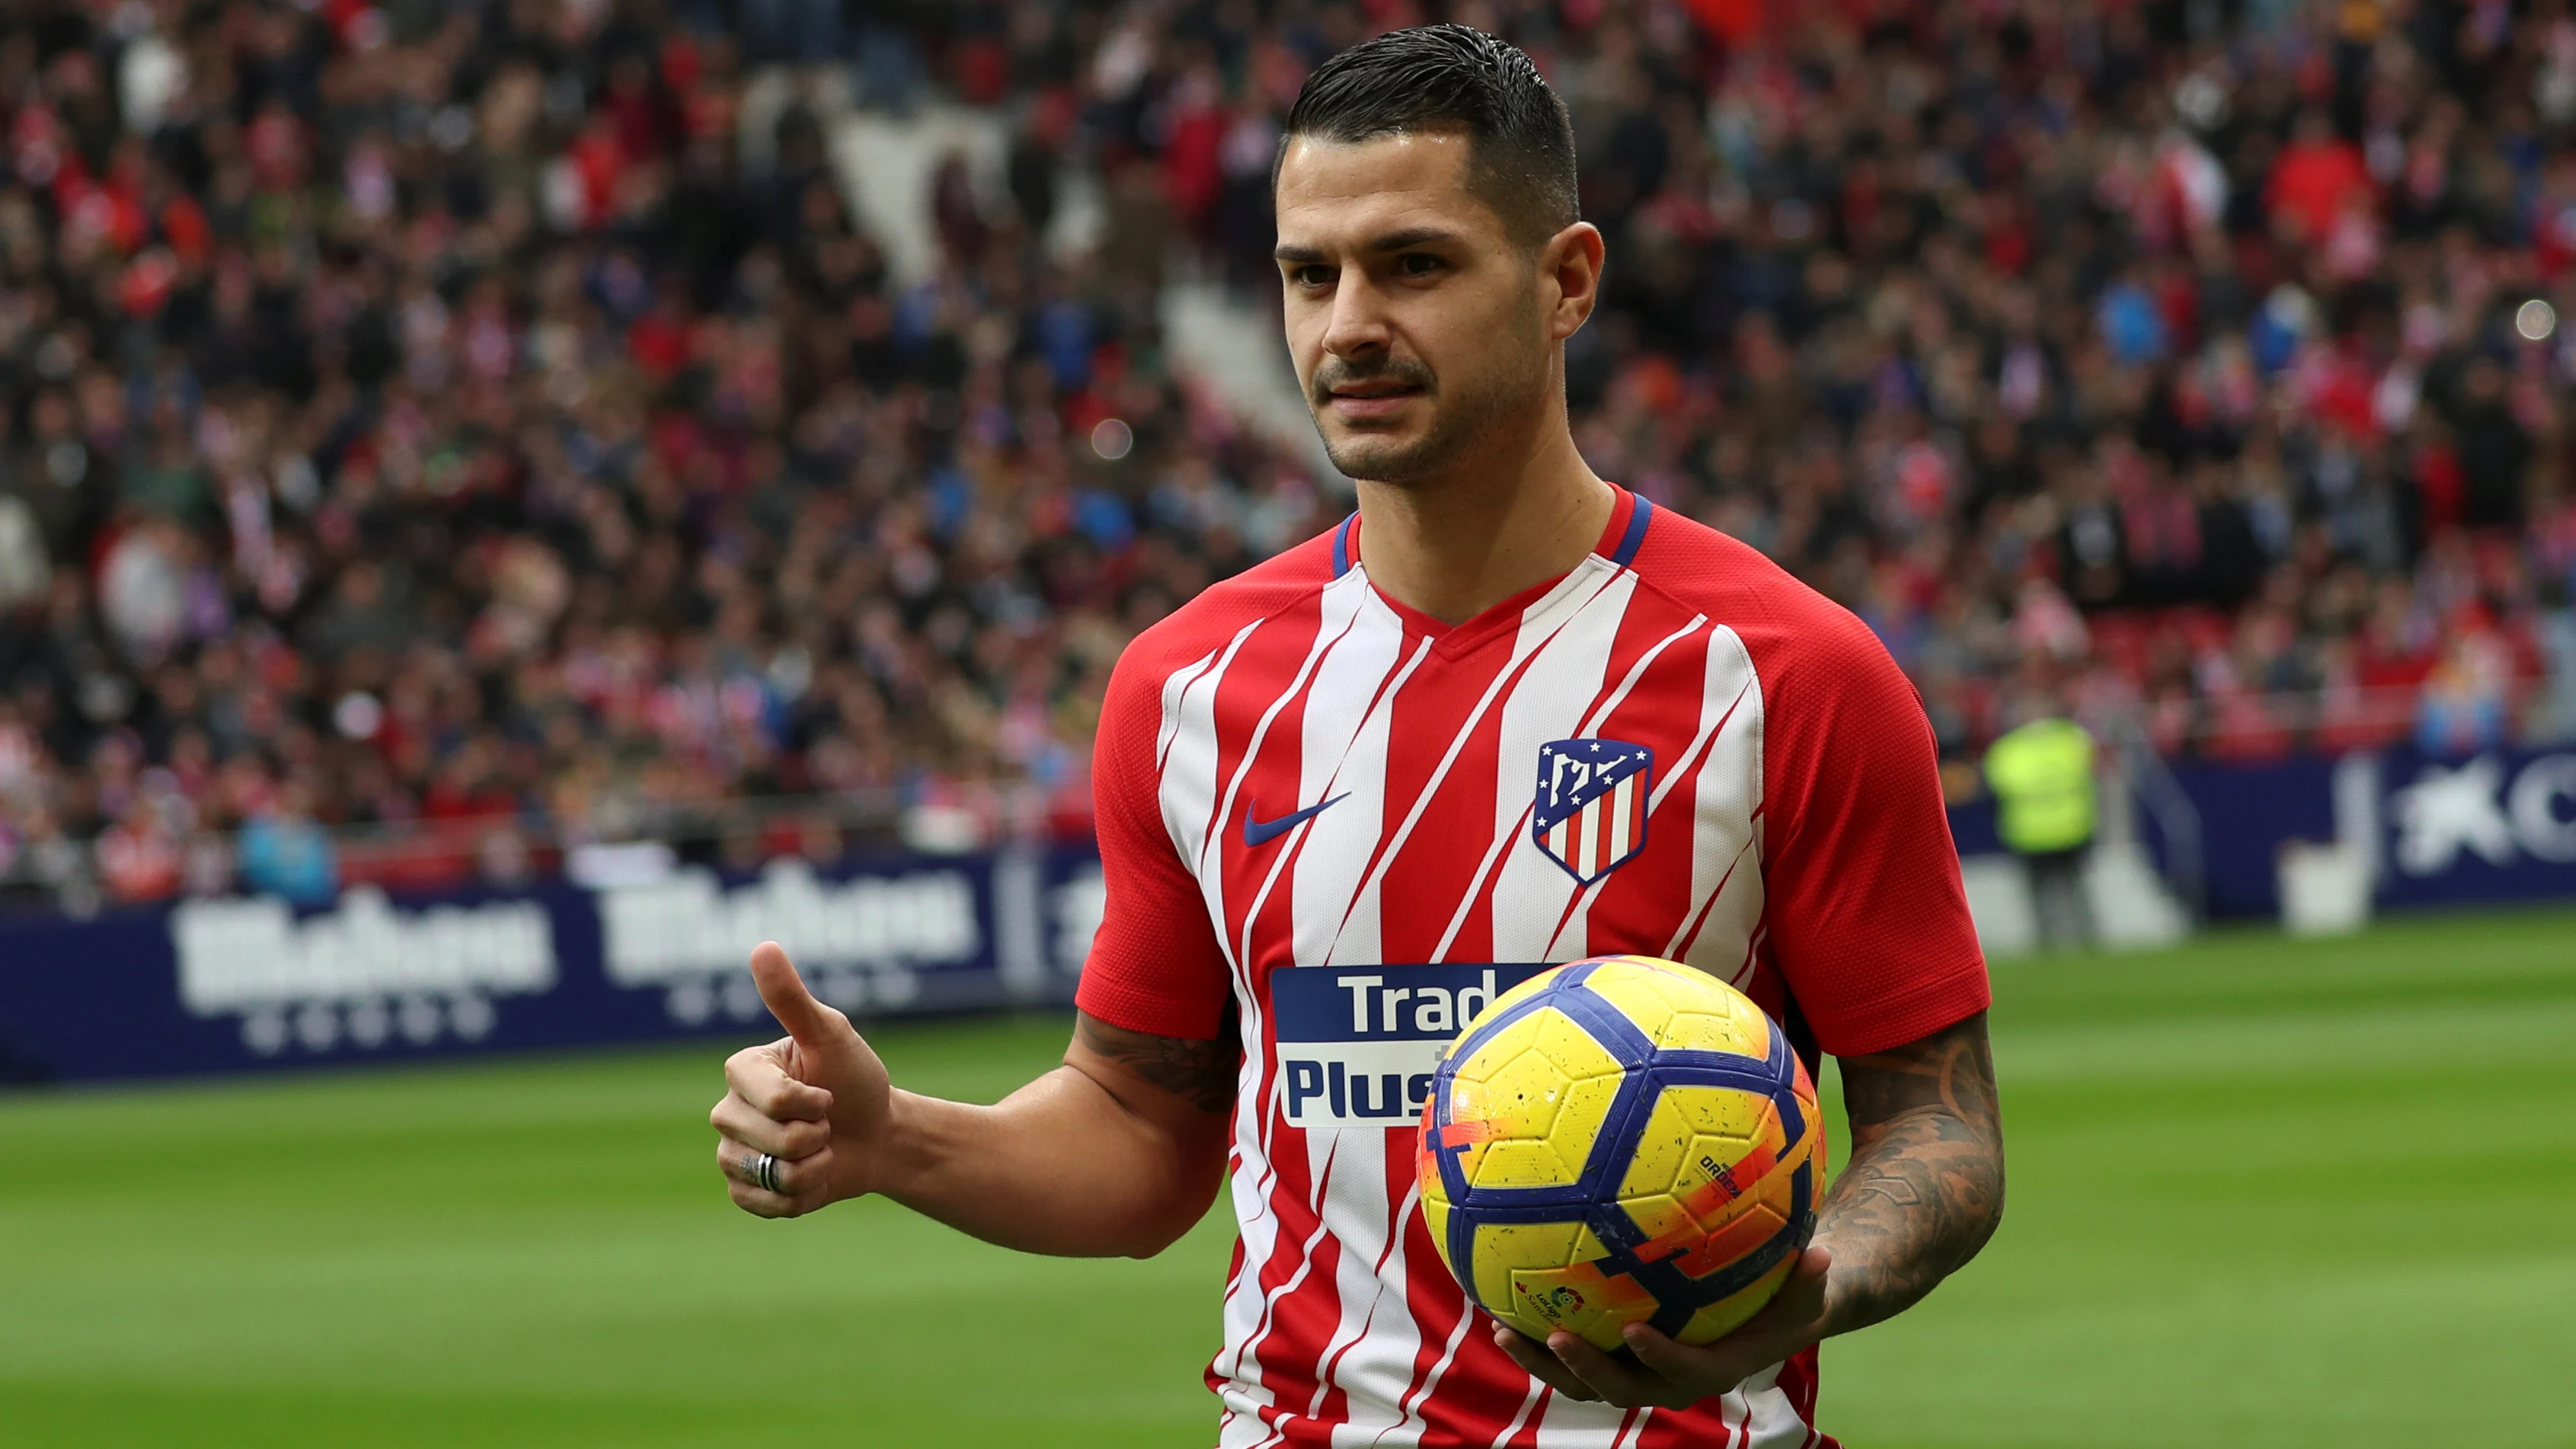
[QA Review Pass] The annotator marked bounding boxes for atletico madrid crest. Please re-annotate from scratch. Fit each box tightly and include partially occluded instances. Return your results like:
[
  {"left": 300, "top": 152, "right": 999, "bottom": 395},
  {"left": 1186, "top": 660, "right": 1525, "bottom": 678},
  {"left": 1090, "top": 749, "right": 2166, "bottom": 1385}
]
[{"left": 1532, "top": 738, "right": 1654, "bottom": 885}]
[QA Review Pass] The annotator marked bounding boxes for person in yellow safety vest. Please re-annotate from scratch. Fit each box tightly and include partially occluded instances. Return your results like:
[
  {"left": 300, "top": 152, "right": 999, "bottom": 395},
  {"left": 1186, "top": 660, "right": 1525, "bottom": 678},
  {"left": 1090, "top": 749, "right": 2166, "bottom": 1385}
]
[{"left": 1983, "top": 715, "right": 2099, "bottom": 948}]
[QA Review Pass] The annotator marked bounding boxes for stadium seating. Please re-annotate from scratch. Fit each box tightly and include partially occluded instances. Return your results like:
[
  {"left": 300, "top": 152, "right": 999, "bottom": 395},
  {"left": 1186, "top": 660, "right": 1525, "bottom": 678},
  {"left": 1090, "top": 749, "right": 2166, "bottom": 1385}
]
[{"left": 1, "top": 0, "right": 2573, "bottom": 912}]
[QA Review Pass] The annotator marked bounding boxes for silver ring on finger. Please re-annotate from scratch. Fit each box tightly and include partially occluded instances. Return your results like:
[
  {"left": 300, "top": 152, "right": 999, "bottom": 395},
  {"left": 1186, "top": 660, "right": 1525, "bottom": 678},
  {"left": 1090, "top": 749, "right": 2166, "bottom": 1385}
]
[{"left": 753, "top": 1152, "right": 781, "bottom": 1194}]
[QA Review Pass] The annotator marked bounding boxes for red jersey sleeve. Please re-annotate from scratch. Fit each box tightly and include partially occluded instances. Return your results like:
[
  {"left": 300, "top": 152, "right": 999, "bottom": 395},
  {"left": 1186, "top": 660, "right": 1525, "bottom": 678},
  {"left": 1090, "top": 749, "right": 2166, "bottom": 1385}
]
[
  {"left": 1072, "top": 645, "right": 1233, "bottom": 1041},
  {"left": 1754, "top": 606, "right": 1990, "bottom": 1057}
]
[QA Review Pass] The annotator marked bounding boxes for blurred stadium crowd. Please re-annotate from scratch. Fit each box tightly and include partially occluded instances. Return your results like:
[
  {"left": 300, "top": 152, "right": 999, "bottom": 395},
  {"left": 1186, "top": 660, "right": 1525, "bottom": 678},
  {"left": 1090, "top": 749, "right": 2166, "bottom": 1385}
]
[{"left": 2, "top": 0, "right": 2574, "bottom": 910}]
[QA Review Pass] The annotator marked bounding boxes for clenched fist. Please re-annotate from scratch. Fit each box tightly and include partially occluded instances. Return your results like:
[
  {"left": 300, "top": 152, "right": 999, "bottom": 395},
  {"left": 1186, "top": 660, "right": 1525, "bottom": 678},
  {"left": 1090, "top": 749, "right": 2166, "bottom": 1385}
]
[{"left": 709, "top": 942, "right": 893, "bottom": 1217}]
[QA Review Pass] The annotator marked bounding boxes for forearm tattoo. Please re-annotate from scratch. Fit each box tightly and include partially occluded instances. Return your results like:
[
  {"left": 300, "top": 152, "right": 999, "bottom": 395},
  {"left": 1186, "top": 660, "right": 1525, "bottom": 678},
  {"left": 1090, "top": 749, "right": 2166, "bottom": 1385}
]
[
  {"left": 1074, "top": 1013, "right": 1237, "bottom": 1114},
  {"left": 1818, "top": 1011, "right": 2006, "bottom": 1331}
]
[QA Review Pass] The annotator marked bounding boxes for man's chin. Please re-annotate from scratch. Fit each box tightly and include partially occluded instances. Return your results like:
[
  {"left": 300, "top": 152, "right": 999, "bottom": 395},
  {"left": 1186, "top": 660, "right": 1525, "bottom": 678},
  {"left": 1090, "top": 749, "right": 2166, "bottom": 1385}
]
[{"left": 1319, "top": 429, "right": 1452, "bottom": 485}]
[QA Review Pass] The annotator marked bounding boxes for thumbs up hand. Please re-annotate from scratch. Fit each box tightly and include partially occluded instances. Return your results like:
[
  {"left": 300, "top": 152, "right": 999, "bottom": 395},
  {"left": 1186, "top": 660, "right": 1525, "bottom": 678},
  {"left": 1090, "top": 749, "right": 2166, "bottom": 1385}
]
[{"left": 710, "top": 942, "right": 893, "bottom": 1217}]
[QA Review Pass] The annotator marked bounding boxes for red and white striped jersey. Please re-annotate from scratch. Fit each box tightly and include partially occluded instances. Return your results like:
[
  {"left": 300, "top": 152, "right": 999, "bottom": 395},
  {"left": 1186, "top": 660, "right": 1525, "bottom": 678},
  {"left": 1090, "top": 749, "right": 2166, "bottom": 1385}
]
[{"left": 1077, "top": 488, "right": 1989, "bottom": 1449}]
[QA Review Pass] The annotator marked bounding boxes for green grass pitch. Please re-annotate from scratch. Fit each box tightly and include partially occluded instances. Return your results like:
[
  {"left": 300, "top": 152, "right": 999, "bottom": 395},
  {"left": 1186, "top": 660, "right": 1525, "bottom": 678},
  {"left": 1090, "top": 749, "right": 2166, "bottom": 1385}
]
[{"left": 2, "top": 909, "right": 2572, "bottom": 1447}]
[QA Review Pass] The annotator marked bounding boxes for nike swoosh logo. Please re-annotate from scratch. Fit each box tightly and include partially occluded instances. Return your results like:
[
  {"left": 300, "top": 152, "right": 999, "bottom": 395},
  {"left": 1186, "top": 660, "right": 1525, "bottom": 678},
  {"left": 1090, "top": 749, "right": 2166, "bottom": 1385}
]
[{"left": 1242, "top": 794, "right": 1350, "bottom": 848}]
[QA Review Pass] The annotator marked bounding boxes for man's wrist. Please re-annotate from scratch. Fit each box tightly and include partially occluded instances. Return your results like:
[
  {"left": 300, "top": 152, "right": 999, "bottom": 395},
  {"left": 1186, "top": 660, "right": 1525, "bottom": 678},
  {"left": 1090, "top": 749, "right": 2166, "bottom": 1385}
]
[
  {"left": 857, "top": 1087, "right": 935, "bottom": 1205},
  {"left": 1804, "top": 1229, "right": 1907, "bottom": 1339}
]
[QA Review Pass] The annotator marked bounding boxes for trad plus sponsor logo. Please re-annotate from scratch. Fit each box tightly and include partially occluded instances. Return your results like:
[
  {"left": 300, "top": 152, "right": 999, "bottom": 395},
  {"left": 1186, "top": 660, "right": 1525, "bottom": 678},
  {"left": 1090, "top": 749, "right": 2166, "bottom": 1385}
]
[
  {"left": 171, "top": 887, "right": 557, "bottom": 1057},
  {"left": 598, "top": 859, "right": 981, "bottom": 1026},
  {"left": 1268, "top": 964, "right": 1553, "bottom": 1128}
]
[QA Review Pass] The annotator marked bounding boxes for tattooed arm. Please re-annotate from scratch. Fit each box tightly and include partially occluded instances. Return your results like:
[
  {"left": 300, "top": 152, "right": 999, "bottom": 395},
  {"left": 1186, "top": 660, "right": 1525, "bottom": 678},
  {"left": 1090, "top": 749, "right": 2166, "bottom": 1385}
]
[
  {"left": 1497, "top": 1011, "right": 2006, "bottom": 1408},
  {"left": 1810, "top": 1010, "right": 2006, "bottom": 1329},
  {"left": 1070, "top": 1012, "right": 1239, "bottom": 1114}
]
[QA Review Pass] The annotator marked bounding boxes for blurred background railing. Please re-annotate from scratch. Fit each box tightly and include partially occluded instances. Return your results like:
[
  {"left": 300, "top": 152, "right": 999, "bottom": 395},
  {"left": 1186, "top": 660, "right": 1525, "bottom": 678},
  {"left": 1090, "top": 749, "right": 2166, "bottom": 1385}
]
[
  {"left": 5, "top": 670, "right": 2570, "bottom": 921},
  {"left": 0, "top": 776, "right": 1114, "bottom": 918}
]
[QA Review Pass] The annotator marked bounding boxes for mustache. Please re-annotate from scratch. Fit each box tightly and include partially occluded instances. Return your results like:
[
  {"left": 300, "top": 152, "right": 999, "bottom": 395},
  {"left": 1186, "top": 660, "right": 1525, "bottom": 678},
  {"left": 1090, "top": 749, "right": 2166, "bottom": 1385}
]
[{"left": 1311, "top": 357, "right": 1435, "bottom": 404}]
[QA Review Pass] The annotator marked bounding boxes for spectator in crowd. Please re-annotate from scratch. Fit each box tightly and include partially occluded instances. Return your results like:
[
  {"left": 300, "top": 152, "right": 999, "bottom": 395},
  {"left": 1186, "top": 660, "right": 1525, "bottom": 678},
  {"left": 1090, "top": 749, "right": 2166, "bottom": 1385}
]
[
  {"left": 95, "top": 798, "right": 182, "bottom": 904},
  {"left": 0, "top": 0, "right": 2572, "bottom": 915},
  {"left": 236, "top": 776, "right": 334, "bottom": 905}
]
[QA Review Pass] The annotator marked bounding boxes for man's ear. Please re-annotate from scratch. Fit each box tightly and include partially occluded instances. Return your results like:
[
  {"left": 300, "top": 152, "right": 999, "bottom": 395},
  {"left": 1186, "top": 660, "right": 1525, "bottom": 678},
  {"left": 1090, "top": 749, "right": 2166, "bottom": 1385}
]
[{"left": 1542, "top": 222, "right": 1605, "bottom": 341}]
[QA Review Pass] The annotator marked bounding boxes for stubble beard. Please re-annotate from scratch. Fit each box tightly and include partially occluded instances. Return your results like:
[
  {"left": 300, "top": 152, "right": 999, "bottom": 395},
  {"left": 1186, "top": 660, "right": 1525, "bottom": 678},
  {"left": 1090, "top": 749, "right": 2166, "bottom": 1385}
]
[{"left": 1312, "top": 325, "right": 1549, "bottom": 488}]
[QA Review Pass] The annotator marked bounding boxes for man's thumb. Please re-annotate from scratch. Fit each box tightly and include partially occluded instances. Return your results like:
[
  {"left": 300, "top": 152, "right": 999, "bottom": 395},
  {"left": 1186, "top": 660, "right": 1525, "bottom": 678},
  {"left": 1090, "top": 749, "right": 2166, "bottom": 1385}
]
[{"left": 749, "top": 942, "right": 845, "bottom": 1046}]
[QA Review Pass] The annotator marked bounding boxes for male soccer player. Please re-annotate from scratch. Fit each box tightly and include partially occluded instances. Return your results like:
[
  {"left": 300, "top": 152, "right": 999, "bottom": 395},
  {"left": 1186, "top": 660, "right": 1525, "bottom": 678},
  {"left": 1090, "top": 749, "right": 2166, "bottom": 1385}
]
[{"left": 711, "top": 25, "right": 2003, "bottom": 1447}]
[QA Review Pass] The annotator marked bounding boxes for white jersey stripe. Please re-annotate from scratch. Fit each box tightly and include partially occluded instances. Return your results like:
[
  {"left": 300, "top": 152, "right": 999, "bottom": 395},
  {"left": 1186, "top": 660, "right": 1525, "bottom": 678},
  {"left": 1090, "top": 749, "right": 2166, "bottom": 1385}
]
[
  {"left": 1486, "top": 1384, "right": 1548, "bottom": 1449},
  {"left": 1292, "top": 623, "right": 1427, "bottom": 971},
  {"left": 1225, "top": 610, "right": 1418, "bottom": 1432},
  {"left": 1161, "top": 622, "right": 1261, "bottom": 980},
  {"left": 1160, "top": 624, "right": 1258, "bottom": 849},
  {"left": 1157, "top": 645, "right": 1224, "bottom": 769},
  {"left": 1665, "top": 837, "right": 1756, "bottom": 964},
  {"left": 1218, "top": 1134, "right": 1345, "bottom": 1409},
  {"left": 1326, "top": 560, "right": 1629, "bottom": 959},
  {"left": 1424, "top": 611, "right": 1705, "bottom": 961},
  {"left": 1484, "top": 570, "right": 1639, "bottom": 964},
  {"left": 1219, "top": 629, "right": 1431, "bottom": 1397},
  {"left": 1242, "top": 1114, "right": 1376, "bottom": 1449},
  {"left": 1734, "top": 1367, "right": 1814, "bottom": 1447},
  {"left": 1366, "top": 1292, "right": 1478, "bottom": 1447},
  {"left": 1647, "top": 670, "right": 1753, "bottom": 814},
  {"left": 1671, "top": 627, "right": 1767, "bottom": 980},
  {"left": 1731, "top": 920, "right": 1769, "bottom": 992},
  {"left": 1300, "top": 1179, "right": 1419, "bottom": 1425},
  {"left": 1216, "top": 998, "right": 1286, "bottom": 1415},
  {"left": 1584, "top": 613, "right": 1711, "bottom": 733},
  {"left": 1235, "top": 592, "right": 1406, "bottom": 973},
  {"left": 1274, "top": 602, "right": 1424, "bottom": 1442},
  {"left": 1199, "top": 590, "right": 1348, "bottom": 1412},
  {"left": 1526, "top": 1377, "right": 1634, "bottom": 1443},
  {"left": 1178, "top": 618, "right": 1299, "bottom": 1432},
  {"left": 1197, "top": 577, "right": 1369, "bottom": 882}
]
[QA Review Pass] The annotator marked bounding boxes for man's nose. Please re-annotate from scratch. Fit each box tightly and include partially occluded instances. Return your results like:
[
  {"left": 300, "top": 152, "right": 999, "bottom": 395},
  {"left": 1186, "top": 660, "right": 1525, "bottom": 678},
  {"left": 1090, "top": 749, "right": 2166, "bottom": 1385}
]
[{"left": 1322, "top": 275, "right": 1393, "bottom": 359}]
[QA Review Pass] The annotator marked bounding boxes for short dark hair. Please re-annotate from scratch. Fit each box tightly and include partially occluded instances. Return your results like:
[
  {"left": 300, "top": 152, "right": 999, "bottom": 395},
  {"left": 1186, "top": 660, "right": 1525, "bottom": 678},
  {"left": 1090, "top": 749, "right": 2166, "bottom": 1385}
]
[{"left": 1279, "top": 24, "right": 1579, "bottom": 247}]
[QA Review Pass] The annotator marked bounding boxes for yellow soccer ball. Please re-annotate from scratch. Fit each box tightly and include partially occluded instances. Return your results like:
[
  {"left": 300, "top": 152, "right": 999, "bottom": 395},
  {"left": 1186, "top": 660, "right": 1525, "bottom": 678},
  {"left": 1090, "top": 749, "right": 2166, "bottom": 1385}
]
[{"left": 1415, "top": 955, "right": 1822, "bottom": 1351}]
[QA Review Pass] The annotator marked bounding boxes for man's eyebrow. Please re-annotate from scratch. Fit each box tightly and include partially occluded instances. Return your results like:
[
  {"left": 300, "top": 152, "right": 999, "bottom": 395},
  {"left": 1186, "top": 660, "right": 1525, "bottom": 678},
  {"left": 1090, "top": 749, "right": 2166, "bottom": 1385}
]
[
  {"left": 1274, "top": 228, "right": 1466, "bottom": 264},
  {"left": 1366, "top": 226, "right": 1463, "bottom": 253}
]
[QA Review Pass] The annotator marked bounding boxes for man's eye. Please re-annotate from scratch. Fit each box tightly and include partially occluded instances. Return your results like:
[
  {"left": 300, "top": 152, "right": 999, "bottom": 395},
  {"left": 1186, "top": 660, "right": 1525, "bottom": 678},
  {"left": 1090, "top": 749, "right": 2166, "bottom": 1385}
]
[
  {"left": 1293, "top": 265, "right": 1334, "bottom": 287},
  {"left": 1397, "top": 254, "right": 1443, "bottom": 277}
]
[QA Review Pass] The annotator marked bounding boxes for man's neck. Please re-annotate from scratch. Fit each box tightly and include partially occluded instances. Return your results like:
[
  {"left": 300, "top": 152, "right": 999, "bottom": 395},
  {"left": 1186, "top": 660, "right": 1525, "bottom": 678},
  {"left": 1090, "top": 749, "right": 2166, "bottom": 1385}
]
[{"left": 1351, "top": 427, "right": 1616, "bottom": 626}]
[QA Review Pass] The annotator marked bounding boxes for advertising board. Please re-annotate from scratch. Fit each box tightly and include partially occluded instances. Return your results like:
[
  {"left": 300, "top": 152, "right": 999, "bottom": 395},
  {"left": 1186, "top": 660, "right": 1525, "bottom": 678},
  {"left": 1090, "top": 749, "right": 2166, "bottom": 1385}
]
[{"left": 0, "top": 849, "right": 1105, "bottom": 1085}]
